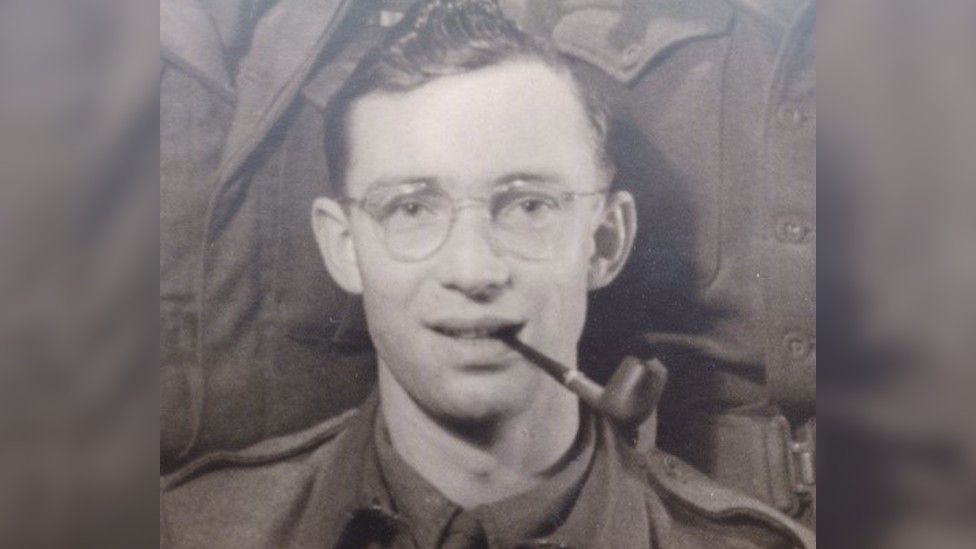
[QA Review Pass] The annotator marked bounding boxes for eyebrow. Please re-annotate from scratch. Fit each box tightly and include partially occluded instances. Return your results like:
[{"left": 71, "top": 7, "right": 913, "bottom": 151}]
[
  {"left": 362, "top": 171, "right": 567, "bottom": 196},
  {"left": 363, "top": 176, "right": 440, "bottom": 195},
  {"left": 494, "top": 171, "right": 565, "bottom": 187}
]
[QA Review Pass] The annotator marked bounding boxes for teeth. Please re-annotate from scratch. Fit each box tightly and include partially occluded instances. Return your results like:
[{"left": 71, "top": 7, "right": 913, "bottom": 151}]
[
  {"left": 446, "top": 328, "right": 495, "bottom": 338},
  {"left": 437, "top": 326, "right": 508, "bottom": 339},
  {"left": 431, "top": 323, "right": 522, "bottom": 340}
]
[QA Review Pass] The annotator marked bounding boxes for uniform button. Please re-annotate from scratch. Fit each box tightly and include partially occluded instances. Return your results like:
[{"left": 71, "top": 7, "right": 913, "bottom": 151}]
[
  {"left": 377, "top": 10, "right": 404, "bottom": 27},
  {"left": 784, "top": 332, "right": 814, "bottom": 360},
  {"left": 776, "top": 103, "right": 807, "bottom": 128},
  {"left": 621, "top": 45, "right": 641, "bottom": 68},
  {"left": 775, "top": 217, "right": 812, "bottom": 243},
  {"left": 664, "top": 456, "right": 679, "bottom": 479}
]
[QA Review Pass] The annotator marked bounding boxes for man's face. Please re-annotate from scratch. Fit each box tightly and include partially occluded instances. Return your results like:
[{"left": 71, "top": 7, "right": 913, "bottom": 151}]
[{"left": 339, "top": 60, "right": 610, "bottom": 422}]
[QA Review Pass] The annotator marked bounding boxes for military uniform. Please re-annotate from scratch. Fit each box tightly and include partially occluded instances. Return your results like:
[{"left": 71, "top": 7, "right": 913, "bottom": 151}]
[
  {"left": 161, "top": 0, "right": 816, "bottom": 527},
  {"left": 503, "top": 0, "right": 817, "bottom": 522},
  {"left": 162, "top": 383, "right": 814, "bottom": 548},
  {"left": 160, "top": 0, "right": 381, "bottom": 471}
]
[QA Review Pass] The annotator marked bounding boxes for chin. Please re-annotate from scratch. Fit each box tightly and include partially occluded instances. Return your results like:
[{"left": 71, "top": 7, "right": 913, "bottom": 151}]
[{"left": 428, "top": 376, "right": 536, "bottom": 425}]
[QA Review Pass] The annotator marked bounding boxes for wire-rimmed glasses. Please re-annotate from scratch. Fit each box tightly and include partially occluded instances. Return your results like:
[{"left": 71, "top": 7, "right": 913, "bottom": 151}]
[{"left": 340, "top": 179, "right": 608, "bottom": 262}]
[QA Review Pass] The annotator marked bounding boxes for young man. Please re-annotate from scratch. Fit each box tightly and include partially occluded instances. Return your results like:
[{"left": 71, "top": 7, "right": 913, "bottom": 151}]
[{"left": 160, "top": 2, "right": 814, "bottom": 547}]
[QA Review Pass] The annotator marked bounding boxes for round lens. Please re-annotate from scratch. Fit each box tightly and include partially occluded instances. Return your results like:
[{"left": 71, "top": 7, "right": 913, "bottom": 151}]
[
  {"left": 492, "top": 188, "right": 567, "bottom": 260},
  {"left": 374, "top": 191, "right": 451, "bottom": 261}
]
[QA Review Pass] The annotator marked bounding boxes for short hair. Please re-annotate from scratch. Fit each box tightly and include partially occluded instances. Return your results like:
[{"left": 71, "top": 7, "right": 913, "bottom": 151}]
[{"left": 323, "top": 0, "right": 614, "bottom": 195}]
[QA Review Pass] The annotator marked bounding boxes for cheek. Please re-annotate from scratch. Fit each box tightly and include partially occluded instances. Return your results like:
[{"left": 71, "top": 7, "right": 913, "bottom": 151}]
[
  {"left": 527, "top": 223, "right": 594, "bottom": 313},
  {"left": 360, "top": 260, "right": 422, "bottom": 311},
  {"left": 352, "top": 233, "right": 427, "bottom": 325},
  {"left": 359, "top": 264, "right": 428, "bottom": 365},
  {"left": 530, "top": 259, "right": 591, "bottom": 327}
]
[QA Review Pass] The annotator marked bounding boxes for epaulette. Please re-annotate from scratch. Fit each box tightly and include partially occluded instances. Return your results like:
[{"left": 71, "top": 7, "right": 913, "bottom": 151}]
[
  {"left": 548, "top": 0, "right": 734, "bottom": 84},
  {"left": 161, "top": 407, "right": 359, "bottom": 491},
  {"left": 642, "top": 448, "right": 816, "bottom": 549}
]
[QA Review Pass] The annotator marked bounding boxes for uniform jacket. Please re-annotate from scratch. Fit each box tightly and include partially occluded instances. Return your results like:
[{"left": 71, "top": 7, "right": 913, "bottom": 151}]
[
  {"left": 161, "top": 392, "right": 815, "bottom": 548},
  {"left": 160, "top": 0, "right": 816, "bottom": 521},
  {"left": 520, "top": 0, "right": 817, "bottom": 519},
  {"left": 160, "top": 0, "right": 379, "bottom": 471}
]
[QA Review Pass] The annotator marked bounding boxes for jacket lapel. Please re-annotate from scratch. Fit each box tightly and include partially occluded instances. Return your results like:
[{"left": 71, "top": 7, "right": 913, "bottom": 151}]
[
  {"left": 216, "top": 0, "right": 354, "bottom": 185},
  {"left": 160, "top": 0, "right": 235, "bottom": 101}
]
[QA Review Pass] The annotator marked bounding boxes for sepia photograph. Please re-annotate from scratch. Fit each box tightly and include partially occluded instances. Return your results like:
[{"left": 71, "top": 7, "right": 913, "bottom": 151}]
[
  {"left": 159, "top": 0, "right": 815, "bottom": 547},
  {"left": 10, "top": 0, "right": 976, "bottom": 547}
]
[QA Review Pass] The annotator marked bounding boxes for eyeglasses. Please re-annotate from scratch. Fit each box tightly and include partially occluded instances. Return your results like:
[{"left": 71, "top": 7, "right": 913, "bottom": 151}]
[{"left": 340, "top": 179, "right": 607, "bottom": 262}]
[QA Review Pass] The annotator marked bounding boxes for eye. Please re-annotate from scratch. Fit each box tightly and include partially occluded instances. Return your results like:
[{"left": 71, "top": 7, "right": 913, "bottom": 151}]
[
  {"left": 512, "top": 193, "right": 559, "bottom": 215},
  {"left": 496, "top": 192, "right": 561, "bottom": 229},
  {"left": 377, "top": 194, "right": 444, "bottom": 228},
  {"left": 394, "top": 200, "right": 429, "bottom": 217},
  {"left": 517, "top": 197, "right": 553, "bottom": 214}
]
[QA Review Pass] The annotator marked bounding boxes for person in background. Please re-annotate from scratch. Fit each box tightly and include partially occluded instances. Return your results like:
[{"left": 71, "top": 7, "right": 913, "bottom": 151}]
[{"left": 161, "top": 2, "right": 814, "bottom": 547}]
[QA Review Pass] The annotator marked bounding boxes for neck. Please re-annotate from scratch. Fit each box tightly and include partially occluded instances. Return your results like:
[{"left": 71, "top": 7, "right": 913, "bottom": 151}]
[{"left": 378, "top": 362, "right": 580, "bottom": 508}]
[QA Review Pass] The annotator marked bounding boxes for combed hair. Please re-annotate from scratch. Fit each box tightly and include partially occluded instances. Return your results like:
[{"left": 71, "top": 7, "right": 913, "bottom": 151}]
[{"left": 323, "top": 0, "right": 614, "bottom": 193}]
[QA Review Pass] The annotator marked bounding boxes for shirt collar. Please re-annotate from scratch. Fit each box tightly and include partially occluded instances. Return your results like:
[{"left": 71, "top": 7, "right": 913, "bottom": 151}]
[
  {"left": 309, "top": 391, "right": 658, "bottom": 549},
  {"left": 475, "top": 410, "right": 596, "bottom": 548},
  {"left": 372, "top": 410, "right": 457, "bottom": 548},
  {"left": 530, "top": 416, "right": 655, "bottom": 548},
  {"left": 373, "top": 406, "right": 597, "bottom": 548},
  {"left": 336, "top": 392, "right": 404, "bottom": 547},
  {"left": 284, "top": 390, "right": 403, "bottom": 548}
]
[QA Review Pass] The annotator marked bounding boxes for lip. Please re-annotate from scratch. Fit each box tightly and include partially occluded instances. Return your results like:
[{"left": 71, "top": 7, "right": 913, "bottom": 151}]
[{"left": 424, "top": 316, "right": 525, "bottom": 340}]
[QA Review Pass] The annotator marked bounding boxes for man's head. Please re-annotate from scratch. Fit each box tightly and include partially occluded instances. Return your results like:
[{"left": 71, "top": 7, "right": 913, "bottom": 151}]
[
  {"left": 313, "top": 0, "right": 637, "bottom": 424},
  {"left": 322, "top": 0, "right": 614, "bottom": 195}
]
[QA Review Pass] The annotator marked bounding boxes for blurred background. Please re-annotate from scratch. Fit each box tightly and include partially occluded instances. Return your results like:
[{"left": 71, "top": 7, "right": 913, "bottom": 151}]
[
  {"left": 0, "top": 1, "right": 158, "bottom": 547},
  {"left": 819, "top": 1, "right": 976, "bottom": 547},
  {"left": 0, "top": 0, "right": 974, "bottom": 547}
]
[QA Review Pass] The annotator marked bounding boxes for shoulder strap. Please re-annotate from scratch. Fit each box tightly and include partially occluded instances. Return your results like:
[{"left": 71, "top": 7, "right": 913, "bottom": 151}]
[
  {"left": 161, "top": 407, "right": 358, "bottom": 491},
  {"left": 643, "top": 449, "right": 816, "bottom": 548},
  {"left": 549, "top": 0, "right": 734, "bottom": 84}
]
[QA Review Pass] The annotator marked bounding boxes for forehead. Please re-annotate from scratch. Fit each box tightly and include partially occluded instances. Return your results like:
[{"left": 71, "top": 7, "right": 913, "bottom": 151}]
[{"left": 344, "top": 60, "right": 601, "bottom": 195}]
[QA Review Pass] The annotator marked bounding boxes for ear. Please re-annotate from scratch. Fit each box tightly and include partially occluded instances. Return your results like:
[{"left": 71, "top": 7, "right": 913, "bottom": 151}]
[
  {"left": 588, "top": 190, "right": 637, "bottom": 290},
  {"left": 311, "top": 197, "right": 364, "bottom": 294}
]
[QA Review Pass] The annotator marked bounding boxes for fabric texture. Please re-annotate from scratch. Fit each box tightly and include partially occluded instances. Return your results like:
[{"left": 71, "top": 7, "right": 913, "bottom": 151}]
[
  {"left": 373, "top": 406, "right": 596, "bottom": 548},
  {"left": 160, "top": 0, "right": 378, "bottom": 471},
  {"left": 161, "top": 391, "right": 814, "bottom": 548},
  {"left": 159, "top": 0, "right": 816, "bottom": 525}
]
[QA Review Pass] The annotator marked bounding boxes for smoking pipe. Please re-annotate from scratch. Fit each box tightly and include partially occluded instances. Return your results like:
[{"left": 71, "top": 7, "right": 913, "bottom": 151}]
[{"left": 500, "top": 335, "right": 666, "bottom": 428}]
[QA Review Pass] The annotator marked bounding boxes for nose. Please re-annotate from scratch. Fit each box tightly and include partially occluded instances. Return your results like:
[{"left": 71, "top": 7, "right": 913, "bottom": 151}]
[{"left": 435, "top": 208, "right": 512, "bottom": 301}]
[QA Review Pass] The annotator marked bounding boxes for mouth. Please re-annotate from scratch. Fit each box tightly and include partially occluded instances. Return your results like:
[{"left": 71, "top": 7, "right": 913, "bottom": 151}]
[{"left": 426, "top": 319, "right": 524, "bottom": 341}]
